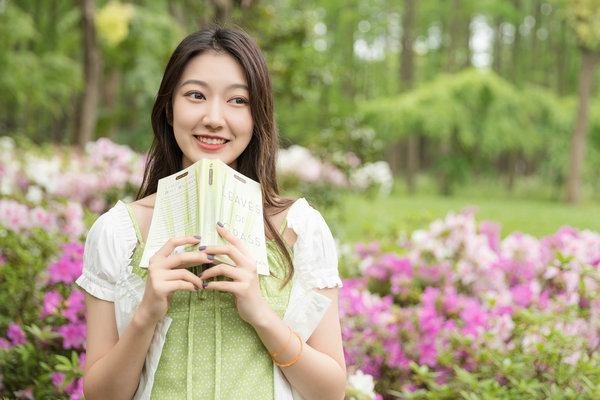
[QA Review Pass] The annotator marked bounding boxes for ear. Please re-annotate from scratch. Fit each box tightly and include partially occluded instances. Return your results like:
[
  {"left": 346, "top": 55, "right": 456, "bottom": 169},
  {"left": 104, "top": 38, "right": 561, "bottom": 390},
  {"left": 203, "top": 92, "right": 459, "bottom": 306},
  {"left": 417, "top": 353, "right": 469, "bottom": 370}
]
[{"left": 166, "top": 101, "right": 173, "bottom": 126}]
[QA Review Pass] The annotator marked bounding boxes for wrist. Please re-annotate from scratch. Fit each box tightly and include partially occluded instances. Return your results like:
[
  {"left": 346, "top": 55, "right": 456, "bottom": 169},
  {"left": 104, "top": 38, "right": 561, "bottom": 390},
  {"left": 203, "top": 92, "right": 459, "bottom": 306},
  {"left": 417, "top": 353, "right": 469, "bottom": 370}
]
[
  {"left": 250, "top": 304, "right": 279, "bottom": 331},
  {"left": 132, "top": 307, "right": 159, "bottom": 331}
]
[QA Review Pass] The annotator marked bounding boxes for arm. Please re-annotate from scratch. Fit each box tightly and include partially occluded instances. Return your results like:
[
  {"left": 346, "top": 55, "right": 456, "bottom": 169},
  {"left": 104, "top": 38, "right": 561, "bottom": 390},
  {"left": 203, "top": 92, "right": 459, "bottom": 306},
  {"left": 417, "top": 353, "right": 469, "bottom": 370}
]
[
  {"left": 82, "top": 236, "right": 206, "bottom": 400},
  {"left": 253, "top": 288, "right": 347, "bottom": 400},
  {"left": 82, "top": 294, "right": 156, "bottom": 400}
]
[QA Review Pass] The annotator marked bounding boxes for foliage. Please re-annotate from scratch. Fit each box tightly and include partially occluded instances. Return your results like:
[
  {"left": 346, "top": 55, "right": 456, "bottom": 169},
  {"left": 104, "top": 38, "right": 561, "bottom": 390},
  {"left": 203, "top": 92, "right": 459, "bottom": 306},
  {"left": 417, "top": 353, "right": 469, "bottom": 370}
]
[
  {"left": 565, "top": 0, "right": 600, "bottom": 51},
  {"left": 359, "top": 69, "right": 600, "bottom": 195},
  {"left": 339, "top": 209, "right": 600, "bottom": 399}
]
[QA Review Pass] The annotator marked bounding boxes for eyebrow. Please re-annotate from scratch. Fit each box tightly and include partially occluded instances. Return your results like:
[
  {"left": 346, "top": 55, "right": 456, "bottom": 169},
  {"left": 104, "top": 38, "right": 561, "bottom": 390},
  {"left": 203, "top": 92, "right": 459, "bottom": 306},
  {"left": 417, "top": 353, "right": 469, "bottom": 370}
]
[{"left": 180, "top": 79, "right": 249, "bottom": 91}]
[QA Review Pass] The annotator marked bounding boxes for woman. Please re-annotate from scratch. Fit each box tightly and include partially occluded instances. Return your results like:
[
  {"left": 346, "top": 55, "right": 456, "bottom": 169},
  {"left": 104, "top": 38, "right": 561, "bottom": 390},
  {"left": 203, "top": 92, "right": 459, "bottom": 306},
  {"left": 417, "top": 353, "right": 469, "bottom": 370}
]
[{"left": 77, "top": 28, "right": 346, "bottom": 399}]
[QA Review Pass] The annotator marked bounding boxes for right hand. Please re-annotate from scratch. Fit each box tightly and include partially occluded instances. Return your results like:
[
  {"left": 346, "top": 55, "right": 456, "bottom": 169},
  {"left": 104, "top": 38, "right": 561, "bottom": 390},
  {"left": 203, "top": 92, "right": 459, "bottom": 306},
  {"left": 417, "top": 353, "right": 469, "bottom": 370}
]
[{"left": 136, "top": 236, "right": 210, "bottom": 326}]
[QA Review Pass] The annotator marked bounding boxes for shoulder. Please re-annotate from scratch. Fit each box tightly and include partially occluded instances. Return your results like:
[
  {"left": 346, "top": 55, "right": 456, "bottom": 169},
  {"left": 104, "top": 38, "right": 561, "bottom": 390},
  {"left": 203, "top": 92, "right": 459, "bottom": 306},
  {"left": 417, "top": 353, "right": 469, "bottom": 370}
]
[
  {"left": 286, "top": 198, "right": 341, "bottom": 288},
  {"left": 84, "top": 201, "right": 138, "bottom": 271},
  {"left": 78, "top": 201, "right": 138, "bottom": 300},
  {"left": 286, "top": 198, "right": 328, "bottom": 237}
]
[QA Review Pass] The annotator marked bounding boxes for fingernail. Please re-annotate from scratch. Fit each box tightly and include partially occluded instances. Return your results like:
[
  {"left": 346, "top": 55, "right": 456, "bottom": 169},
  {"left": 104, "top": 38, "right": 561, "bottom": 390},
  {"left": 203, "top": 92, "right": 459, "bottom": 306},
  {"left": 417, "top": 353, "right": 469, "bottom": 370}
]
[
  {"left": 198, "top": 245, "right": 207, "bottom": 251},
  {"left": 202, "top": 281, "right": 209, "bottom": 289},
  {"left": 207, "top": 254, "right": 214, "bottom": 261},
  {"left": 194, "top": 285, "right": 199, "bottom": 291},
  {"left": 194, "top": 235, "right": 202, "bottom": 240},
  {"left": 197, "top": 272, "right": 203, "bottom": 279},
  {"left": 217, "top": 221, "right": 224, "bottom": 227}
]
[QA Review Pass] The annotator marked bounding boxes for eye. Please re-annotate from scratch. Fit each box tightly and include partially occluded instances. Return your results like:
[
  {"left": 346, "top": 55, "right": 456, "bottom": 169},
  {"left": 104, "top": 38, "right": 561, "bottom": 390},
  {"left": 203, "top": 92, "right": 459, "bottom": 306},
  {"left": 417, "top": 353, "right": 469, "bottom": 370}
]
[
  {"left": 185, "top": 91, "right": 205, "bottom": 100},
  {"left": 230, "top": 97, "right": 249, "bottom": 105}
]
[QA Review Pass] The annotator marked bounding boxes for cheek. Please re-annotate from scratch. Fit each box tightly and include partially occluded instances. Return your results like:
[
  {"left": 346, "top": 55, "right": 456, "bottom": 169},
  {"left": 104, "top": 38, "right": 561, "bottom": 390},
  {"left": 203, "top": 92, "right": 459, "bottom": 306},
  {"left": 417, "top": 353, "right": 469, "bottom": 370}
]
[
  {"left": 172, "top": 101, "right": 196, "bottom": 128},
  {"left": 231, "top": 111, "right": 254, "bottom": 135}
]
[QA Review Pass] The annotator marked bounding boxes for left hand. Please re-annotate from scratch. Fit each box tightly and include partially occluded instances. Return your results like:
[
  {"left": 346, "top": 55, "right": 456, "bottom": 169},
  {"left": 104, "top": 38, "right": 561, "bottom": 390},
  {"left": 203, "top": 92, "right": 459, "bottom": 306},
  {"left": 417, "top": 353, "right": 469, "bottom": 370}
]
[{"left": 199, "top": 222, "right": 270, "bottom": 326}]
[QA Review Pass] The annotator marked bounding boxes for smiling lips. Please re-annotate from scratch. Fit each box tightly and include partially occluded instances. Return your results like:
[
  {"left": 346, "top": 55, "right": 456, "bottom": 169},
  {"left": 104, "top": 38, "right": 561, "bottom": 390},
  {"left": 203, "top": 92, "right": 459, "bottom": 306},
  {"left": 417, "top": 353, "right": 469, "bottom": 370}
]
[{"left": 194, "top": 135, "right": 229, "bottom": 150}]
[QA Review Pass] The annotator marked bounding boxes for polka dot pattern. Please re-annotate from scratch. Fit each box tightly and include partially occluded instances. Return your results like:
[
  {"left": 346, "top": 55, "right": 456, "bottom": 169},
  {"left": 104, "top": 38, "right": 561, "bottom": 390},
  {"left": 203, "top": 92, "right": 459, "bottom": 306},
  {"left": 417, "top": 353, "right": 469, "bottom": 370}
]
[{"left": 129, "top": 227, "right": 292, "bottom": 399}]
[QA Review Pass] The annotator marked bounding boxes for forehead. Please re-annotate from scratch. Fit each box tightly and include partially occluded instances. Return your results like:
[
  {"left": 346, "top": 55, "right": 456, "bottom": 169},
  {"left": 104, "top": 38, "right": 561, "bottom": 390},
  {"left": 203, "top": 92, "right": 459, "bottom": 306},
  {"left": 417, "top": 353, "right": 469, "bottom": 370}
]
[{"left": 179, "top": 51, "right": 248, "bottom": 87}]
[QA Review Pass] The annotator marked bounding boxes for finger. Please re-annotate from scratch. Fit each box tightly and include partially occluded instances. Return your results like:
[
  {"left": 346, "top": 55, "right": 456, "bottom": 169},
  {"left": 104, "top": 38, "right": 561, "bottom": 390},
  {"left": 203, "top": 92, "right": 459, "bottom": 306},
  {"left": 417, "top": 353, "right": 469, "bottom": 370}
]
[
  {"left": 216, "top": 223, "right": 252, "bottom": 258},
  {"left": 159, "top": 251, "right": 215, "bottom": 270},
  {"left": 163, "top": 268, "right": 204, "bottom": 288},
  {"left": 200, "top": 245, "right": 248, "bottom": 267},
  {"left": 200, "top": 264, "right": 246, "bottom": 282},
  {"left": 152, "top": 236, "right": 202, "bottom": 259},
  {"left": 202, "top": 280, "right": 244, "bottom": 295},
  {"left": 162, "top": 280, "right": 200, "bottom": 294}
]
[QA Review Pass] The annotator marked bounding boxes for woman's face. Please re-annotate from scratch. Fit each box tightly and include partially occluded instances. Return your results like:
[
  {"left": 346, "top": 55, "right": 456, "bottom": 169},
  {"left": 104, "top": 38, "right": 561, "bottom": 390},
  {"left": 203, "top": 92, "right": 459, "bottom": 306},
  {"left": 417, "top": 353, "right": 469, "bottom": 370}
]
[{"left": 171, "top": 51, "right": 254, "bottom": 170}]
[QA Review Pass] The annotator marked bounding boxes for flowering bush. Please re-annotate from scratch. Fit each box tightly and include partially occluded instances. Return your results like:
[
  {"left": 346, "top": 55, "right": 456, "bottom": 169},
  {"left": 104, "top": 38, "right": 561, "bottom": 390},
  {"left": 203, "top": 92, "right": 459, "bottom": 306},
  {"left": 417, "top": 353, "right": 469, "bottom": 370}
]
[
  {"left": 0, "top": 136, "right": 143, "bottom": 214},
  {"left": 340, "top": 209, "right": 600, "bottom": 399},
  {"left": 278, "top": 145, "right": 393, "bottom": 204},
  {"left": 0, "top": 228, "right": 85, "bottom": 399}
]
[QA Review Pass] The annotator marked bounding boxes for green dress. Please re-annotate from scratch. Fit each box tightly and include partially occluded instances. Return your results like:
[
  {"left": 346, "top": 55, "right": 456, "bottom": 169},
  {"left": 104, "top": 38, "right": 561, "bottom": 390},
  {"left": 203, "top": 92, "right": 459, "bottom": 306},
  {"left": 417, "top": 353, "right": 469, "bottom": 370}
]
[{"left": 125, "top": 205, "right": 292, "bottom": 399}]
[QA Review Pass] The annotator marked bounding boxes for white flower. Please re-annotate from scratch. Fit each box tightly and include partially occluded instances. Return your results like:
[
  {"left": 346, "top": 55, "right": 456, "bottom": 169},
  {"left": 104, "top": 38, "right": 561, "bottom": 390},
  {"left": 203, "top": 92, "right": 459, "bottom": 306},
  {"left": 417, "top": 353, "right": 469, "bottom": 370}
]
[
  {"left": 26, "top": 186, "right": 44, "bottom": 204},
  {"left": 347, "top": 370, "right": 377, "bottom": 399}
]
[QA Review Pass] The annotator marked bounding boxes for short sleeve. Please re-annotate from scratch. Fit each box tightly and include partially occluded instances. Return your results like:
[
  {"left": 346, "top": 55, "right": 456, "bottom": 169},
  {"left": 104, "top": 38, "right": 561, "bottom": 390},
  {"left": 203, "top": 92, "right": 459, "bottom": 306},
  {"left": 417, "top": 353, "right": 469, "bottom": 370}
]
[
  {"left": 76, "top": 201, "right": 137, "bottom": 302},
  {"left": 286, "top": 198, "right": 342, "bottom": 289}
]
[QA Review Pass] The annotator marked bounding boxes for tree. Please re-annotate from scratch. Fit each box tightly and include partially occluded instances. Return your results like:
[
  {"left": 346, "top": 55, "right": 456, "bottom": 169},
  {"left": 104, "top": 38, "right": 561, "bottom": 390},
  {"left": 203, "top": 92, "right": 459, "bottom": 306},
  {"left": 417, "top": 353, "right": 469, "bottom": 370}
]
[
  {"left": 565, "top": 0, "right": 600, "bottom": 203},
  {"left": 77, "top": 0, "right": 101, "bottom": 146}
]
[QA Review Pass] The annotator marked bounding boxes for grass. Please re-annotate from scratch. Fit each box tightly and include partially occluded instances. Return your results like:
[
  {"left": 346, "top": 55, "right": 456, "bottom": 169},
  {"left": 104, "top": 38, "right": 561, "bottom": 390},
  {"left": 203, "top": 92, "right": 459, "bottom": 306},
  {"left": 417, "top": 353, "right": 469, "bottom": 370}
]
[{"left": 320, "top": 178, "right": 600, "bottom": 244}]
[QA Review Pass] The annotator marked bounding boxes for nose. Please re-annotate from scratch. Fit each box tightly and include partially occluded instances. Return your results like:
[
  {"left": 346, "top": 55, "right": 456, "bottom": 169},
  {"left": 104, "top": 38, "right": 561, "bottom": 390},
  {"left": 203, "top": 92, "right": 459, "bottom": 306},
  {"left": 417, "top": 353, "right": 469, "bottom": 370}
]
[{"left": 202, "top": 100, "right": 224, "bottom": 131}]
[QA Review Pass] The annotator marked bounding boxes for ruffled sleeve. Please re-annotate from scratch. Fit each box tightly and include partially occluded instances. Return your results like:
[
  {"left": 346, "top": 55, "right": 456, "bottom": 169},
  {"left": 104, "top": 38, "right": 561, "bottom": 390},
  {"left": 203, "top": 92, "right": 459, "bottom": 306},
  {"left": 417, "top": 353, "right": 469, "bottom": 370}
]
[
  {"left": 76, "top": 201, "right": 138, "bottom": 302},
  {"left": 286, "top": 198, "right": 342, "bottom": 290}
]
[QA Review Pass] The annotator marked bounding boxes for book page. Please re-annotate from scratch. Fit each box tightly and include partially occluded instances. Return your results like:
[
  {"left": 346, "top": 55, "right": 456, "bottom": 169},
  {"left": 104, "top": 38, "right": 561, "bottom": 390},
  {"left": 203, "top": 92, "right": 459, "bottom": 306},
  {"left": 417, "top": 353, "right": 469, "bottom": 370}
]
[{"left": 140, "top": 159, "right": 269, "bottom": 275}]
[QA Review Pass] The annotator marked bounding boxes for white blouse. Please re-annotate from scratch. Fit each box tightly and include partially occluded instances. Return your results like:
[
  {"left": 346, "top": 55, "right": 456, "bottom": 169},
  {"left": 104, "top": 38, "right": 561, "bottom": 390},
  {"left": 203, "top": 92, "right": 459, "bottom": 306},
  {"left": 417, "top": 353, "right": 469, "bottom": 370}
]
[{"left": 76, "top": 198, "right": 342, "bottom": 400}]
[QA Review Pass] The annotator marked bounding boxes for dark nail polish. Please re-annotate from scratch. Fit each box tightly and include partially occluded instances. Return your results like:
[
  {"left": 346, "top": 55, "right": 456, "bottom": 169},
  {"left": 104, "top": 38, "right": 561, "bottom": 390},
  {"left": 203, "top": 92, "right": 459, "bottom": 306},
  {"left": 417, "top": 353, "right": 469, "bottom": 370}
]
[
  {"left": 194, "top": 285, "right": 199, "bottom": 291},
  {"left": 194, "top": 235, "right": 202, "bottom": 240},
  {"left": 202, "top": 281, "right": 209, "bottom": 289},
  {"left": 197, "top": 272, "right": 203, "bottom": 279},
  {"left": 207, "top": 254, "right": 214, "bottom": 261},
  {"left": 217, "top": 221, "right": 224, "bottom": 227},
  {"left": 198, "top": 245, "right": 207, "bottom": 251}
]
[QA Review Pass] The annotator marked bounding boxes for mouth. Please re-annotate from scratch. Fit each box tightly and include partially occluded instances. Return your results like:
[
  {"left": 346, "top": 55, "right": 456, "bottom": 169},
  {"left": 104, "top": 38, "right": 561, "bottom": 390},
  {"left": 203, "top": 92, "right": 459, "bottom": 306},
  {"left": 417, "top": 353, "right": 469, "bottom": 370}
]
[{"left": 193, "top": 135, "right": 229, "bottom": 150}]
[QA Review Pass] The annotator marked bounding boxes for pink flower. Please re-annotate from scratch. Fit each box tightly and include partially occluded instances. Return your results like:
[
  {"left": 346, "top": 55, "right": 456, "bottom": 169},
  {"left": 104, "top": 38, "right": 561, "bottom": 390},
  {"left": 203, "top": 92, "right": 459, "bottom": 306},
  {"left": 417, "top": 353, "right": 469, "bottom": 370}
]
[
  {"left": 57, "top": 323, "right": 86, "bottom": 349},
  {"left": 40, "top": 290, "right": 63, "bottom": 319},
  {"left": 0, "top": 337, "right": 10, "bottom": 349},
  {"left": 65, "top": 377, "right": 84, "bottom": 400},
  {"left": 51, "top": 372, "right": 65, "bottom": 389},
  {"left": 7, "top": 323, "right": 26, "bottom": 346},
  {"left": 0, "top": 254, "right": 7, "bottom": 267},
  {"left": 64, "top": 290, "right": 86, "bottom": 323},
  {"left": 511, "top": 283, "right": 534, "bottom": 308},
  {"left": 14, "top": 388, "right": 34, "bottom": 399},
  {"left": 47, "top": 243, "right": 84, "bottom": 284}
]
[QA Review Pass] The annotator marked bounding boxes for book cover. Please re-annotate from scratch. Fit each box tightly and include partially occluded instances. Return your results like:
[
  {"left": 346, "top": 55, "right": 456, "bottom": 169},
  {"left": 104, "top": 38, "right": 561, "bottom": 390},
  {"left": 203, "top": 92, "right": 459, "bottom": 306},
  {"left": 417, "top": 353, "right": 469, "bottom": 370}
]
[{"left": 140, "top": 159, "right": 269, "bottom": 275}]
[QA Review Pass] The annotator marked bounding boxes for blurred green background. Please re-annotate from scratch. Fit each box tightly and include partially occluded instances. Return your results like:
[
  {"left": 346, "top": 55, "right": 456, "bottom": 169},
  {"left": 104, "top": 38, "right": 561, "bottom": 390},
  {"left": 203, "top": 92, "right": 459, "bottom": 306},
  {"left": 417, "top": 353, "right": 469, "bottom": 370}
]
[{"left": 1, "top": 0, "right": 599, "bottom": 238}]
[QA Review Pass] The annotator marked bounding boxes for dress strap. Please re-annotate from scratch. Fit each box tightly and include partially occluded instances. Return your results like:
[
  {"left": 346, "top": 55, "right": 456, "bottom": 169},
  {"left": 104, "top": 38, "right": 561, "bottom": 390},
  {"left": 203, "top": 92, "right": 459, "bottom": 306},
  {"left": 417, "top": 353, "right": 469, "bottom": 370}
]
[
  {"left": 278, "top": 218, "right": 288, "bottom": 235},
  {"left": 123, "top": 202, "right": 144, "bottom": 244}
]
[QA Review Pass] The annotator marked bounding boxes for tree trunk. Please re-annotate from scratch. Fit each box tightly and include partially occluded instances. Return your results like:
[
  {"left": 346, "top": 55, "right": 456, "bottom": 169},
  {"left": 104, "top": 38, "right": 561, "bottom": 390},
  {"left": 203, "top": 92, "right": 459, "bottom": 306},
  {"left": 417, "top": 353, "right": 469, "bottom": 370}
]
[
  {"left": 557, "top": 19, "right": 567, "bottom": 95},
  {"left": 398, "top": 0, "right": 418, "bottom": 194},
  {"left": 211, "top": 0, "right": 232, "bottom": 24},
  {"left": 400, "top": 0, "right": 416, "bottom": 90},
  {"left": 102, "top": 69, "right": 122, "bottom": 139},
  {"left": 493, "top": 19, "right": 503, "bottom": 75},
  {"left": 77, "top": 0, "right": 101, "bottom": 146},
  {"left": 566, "top": 48, "right": 599, "bottom": 204},
  {"left": 462, "top": 15, "right": 471, "bottom": 69},
  {"left": 511, "top": 0, "right": 522, "bottom": 85},
  {"left": 446, "top": 0, "right": 460, "bottom": 73}
]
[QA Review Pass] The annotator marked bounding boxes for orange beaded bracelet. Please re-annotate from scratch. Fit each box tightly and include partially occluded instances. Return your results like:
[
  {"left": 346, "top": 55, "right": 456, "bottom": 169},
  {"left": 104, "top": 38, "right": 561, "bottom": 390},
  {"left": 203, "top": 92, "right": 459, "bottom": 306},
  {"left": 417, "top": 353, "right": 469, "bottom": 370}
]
[
  {"left": 272, "top": 330, "right": 303, "bottom": 368},
  {"left": 270, "top": 326, "right": 293, "bottom": 357}
]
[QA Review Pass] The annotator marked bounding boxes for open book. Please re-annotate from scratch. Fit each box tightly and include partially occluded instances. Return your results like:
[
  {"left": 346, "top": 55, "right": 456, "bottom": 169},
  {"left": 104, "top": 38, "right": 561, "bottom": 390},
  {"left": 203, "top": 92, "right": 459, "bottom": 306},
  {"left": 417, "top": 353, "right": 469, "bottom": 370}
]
[{"left": 140, "top": 159, "right": 269, "bottom": 275}]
